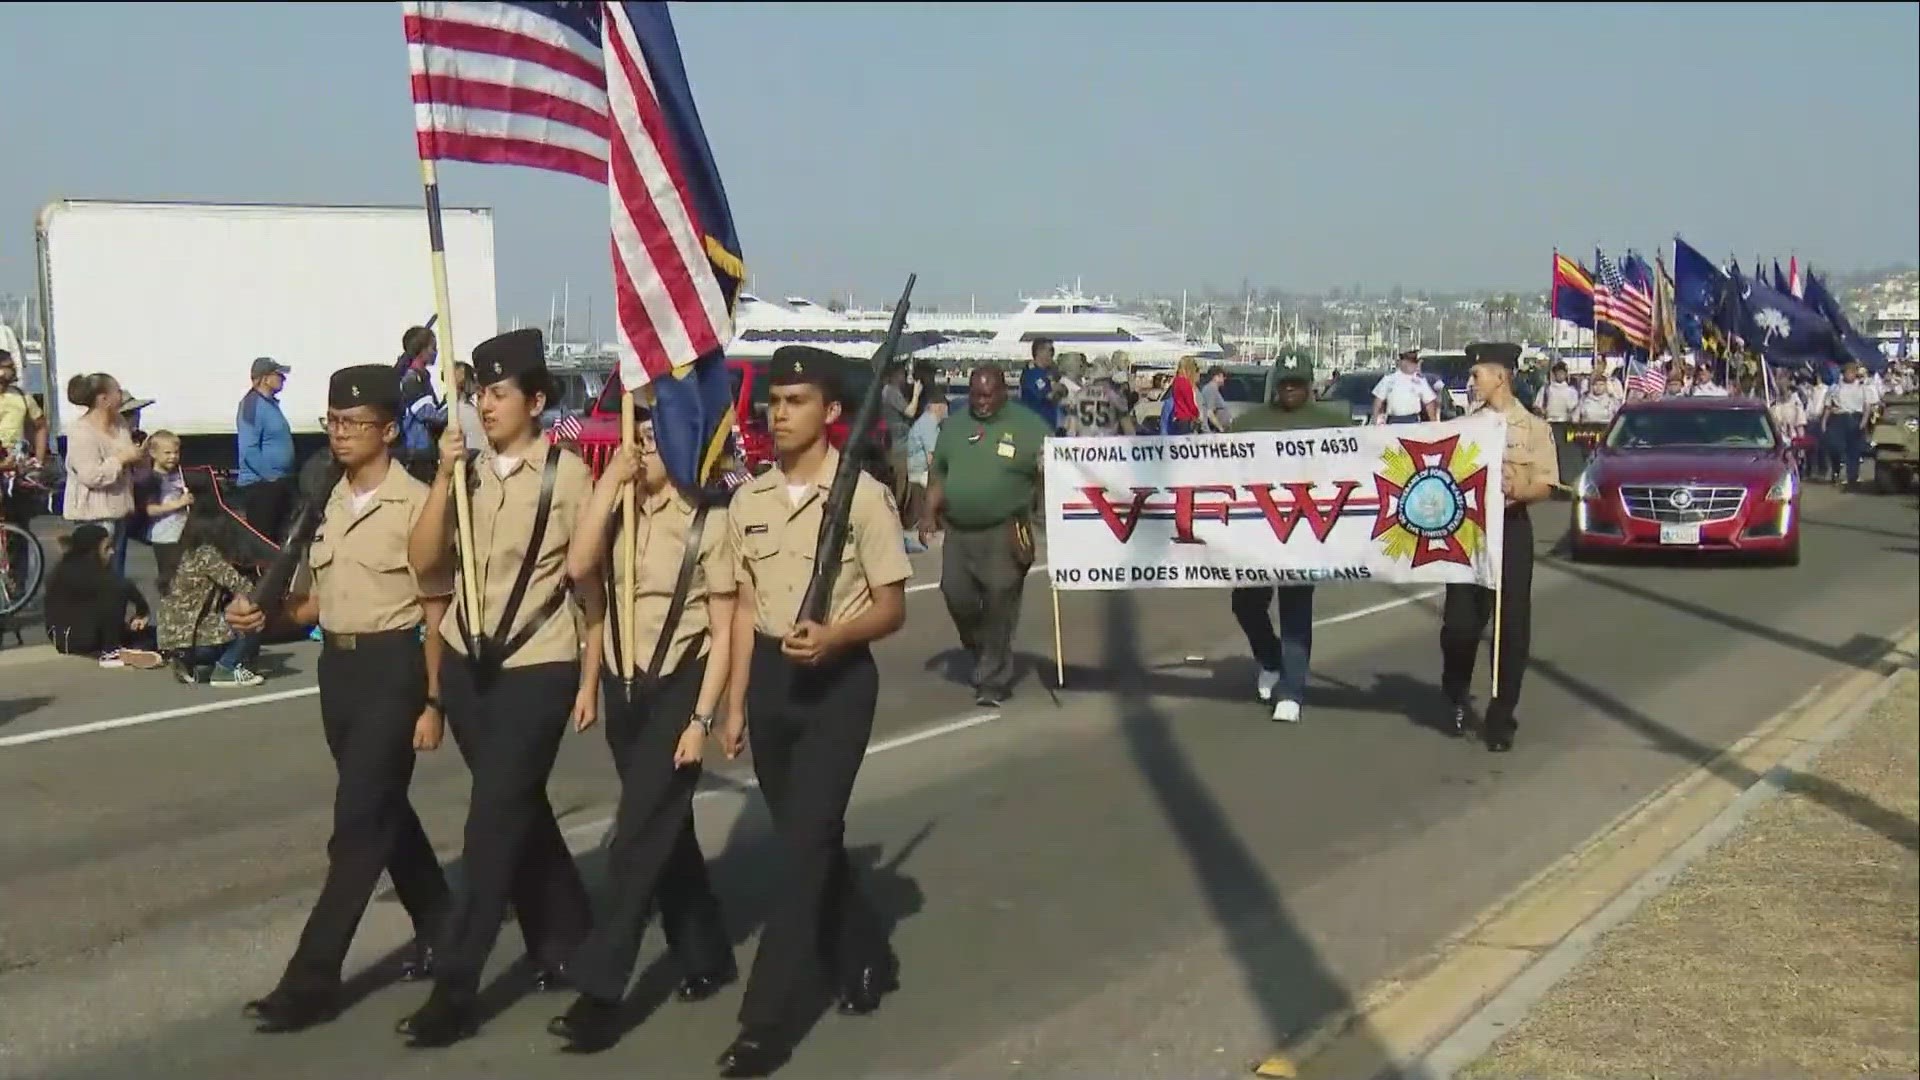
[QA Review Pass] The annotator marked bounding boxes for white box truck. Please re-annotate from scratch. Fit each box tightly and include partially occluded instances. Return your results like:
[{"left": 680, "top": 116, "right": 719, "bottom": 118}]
[{"left": 35, "top": 199, "right": 498, "bottom": 467}]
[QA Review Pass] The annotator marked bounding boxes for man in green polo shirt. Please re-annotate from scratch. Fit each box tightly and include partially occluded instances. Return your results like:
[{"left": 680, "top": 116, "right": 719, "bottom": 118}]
[
  {"left": 923, "top": 366, "right": 1052, "bottom": 707},
  {"left": 1228, "top": 354, "right": 1351, "bottom": 723}
]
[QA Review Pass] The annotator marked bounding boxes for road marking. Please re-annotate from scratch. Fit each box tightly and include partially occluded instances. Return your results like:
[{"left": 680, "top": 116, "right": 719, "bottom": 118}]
[
  {"left": 0, "top": 577, "right": 1428, "bottom": 752},
  {"left": 563, "top": 709, "right": 1009, "bottom": 843}
]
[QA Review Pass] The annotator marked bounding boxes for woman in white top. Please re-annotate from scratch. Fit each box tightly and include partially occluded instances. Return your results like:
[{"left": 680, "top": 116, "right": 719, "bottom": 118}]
[{"left": 61, "top": 372, "right": 144, "bottom": 577}]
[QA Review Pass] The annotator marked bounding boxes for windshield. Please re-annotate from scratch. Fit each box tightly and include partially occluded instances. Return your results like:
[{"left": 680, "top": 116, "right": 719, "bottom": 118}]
[
  {"left": 1220, "top": 372, "right": 1268, "bottom": 403},
  {"left": 1606, "top": 407, "right": 1778, "bottom": 450},
  {"left": 1320, "top": 373, "right": 1378, "bottom": 408}
]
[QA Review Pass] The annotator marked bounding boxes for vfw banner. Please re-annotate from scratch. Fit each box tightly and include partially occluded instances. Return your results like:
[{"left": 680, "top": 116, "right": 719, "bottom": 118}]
[{"left": 1042, "top": 416, "right": 1509, "bottom": 591}]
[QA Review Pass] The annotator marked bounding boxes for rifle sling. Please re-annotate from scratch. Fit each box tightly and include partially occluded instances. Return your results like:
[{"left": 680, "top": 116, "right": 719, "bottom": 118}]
[
  {"left": 457, "top": 444, "right": 566, "bottom": 671},
  {"left": 609, "top": 503, "right": 712, "bottom": 690}
]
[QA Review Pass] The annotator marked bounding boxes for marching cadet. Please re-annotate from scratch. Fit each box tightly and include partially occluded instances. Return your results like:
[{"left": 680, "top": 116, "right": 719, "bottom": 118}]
[
  {"left": 547, "top": 407, "right": 738, "bottom": 1052},
  {"left": 224, "top": 365, "right": 451, "bottom": 1032},
  {"left": 715, "top": 345, "right": 912, "bottom": 1078},
  {"left": 1227, "top": 354, "right": 1352, "bottom": 722},
  {"left": 1440, "top": 342, "right": 1557, "bottom": 752},
  {"left": 400, "top": 328, "right": 596, "bottom": 1047},
  {"left": 921, "top": 366, "right": 1051, "bottom": 707}
]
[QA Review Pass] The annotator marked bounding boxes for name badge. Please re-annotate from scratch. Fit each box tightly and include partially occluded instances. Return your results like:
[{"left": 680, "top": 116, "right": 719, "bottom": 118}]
[{"left": 744, "top": 523, "right": 769, "bottom": 535}]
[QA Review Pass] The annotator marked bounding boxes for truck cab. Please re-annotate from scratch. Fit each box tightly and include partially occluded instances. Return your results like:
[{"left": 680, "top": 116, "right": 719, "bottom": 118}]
[{"left": 558, "top": 357, "right": 891, "bottom": 480}]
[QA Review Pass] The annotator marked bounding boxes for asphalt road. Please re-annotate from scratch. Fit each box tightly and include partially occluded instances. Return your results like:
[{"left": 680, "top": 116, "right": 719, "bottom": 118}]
[{"left": 0, "top": 485, "right": 1915, "bottom": 1080}]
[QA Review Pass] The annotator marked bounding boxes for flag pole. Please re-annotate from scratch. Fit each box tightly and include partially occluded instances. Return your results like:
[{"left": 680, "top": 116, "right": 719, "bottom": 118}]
[
  {"left": 618, "top": 391, "right": 639, "bottom": 685},
  {"left": 417, "top": 159, "right": 484, "bottom": 635},
  {"left": 1051, "top": 577, "right": 1065, "bottom": 689}
]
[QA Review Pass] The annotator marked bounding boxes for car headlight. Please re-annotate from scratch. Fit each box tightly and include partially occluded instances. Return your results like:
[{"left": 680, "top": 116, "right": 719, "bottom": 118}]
[
  {"left": 1767, "top": 470, "right": 1796, "bottom": 501},
  {"left": 1575, "top": 469, "right": 1598, "bottom": 499}
]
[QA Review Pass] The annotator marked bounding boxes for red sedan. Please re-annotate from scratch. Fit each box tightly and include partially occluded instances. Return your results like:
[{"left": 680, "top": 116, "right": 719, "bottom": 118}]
[{"left": 1570, "top": 396, "right": 1800, "bottom": 565}]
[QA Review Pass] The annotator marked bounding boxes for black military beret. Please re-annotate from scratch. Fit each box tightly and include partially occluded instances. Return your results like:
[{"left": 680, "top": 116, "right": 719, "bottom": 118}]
[
  {"left": 769, "top": 345, "right": 846, "bottom": 398},
  {"left": 472, "top": 327, "right": 547, "bottom": 387},
  {"left": 1465, "top": 342, "right": 1522, "bottom": 370},
  {"left": 328, "top": 364, "right": 401, "bottom": 411},
  {"left": 1274, "top": 352, "right": 1312, "bottom": 384}
]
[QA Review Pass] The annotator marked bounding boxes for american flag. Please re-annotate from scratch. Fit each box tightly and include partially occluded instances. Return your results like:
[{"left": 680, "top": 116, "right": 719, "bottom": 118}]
[
  {"left": 1625, "top": 357, "right": 1667, "bottom": 397},
  {"left": 403, "top": 1, "right": 744, "bottom": 491},
  {"left": 1595, "top": 252, "right": 1652, "bottom": 350}
]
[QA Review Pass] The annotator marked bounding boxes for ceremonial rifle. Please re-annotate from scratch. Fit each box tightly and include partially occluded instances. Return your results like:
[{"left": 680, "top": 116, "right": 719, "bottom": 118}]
[
  {"left": 248, "top": 450, "right": 340, "bottom": 610},
  {"left": 795, "top": 273, "right": 916, "bottom": 625}
]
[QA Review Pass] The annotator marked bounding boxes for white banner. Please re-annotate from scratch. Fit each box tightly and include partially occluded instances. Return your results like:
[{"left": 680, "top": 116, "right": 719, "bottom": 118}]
[{"left": 1042, "top": 416, "right": 1508, "bottom": 591}]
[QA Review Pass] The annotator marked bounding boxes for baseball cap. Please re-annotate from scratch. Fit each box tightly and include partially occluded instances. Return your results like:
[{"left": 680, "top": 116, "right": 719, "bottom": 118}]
[{"left": 250, "top": 356, "right": 292, "bottom": 380}]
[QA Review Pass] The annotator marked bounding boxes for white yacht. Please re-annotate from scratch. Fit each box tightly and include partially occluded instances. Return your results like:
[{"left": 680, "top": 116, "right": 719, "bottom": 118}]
[{"left": 727, "top": 288, "right": 1226, "bottom": 365}]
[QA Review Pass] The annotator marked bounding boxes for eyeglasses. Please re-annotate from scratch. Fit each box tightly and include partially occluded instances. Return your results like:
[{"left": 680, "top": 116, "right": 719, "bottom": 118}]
[{"left": 323, "top": 415, "right": 385, "bottom": 435}]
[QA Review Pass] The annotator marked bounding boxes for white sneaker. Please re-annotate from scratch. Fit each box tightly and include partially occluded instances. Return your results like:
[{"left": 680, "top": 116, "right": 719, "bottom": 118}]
[
  {"left": 97, "top": 649, "right": 124, "bottom": 669},
  {"left": 1272, "top": 699, "right": 1301, "bottom": 723},
  {"left": 1255, "top": 669, "right": 1281, "bottom": 702}
]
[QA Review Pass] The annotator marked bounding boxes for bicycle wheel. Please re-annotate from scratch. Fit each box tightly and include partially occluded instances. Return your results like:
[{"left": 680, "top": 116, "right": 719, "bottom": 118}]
[{"left": 0, "top": 521, "right": 45, "bottom": 618}]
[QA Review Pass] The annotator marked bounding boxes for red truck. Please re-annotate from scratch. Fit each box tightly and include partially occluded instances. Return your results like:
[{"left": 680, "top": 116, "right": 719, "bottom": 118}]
[{"left": 558, "top": 357, "right": 891, "bottom": 480}]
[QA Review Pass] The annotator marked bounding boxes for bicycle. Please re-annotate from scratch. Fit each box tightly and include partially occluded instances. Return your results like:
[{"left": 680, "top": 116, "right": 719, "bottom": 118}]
[{"left": 0, "top": 458, "right": 54, "bottom": 621}]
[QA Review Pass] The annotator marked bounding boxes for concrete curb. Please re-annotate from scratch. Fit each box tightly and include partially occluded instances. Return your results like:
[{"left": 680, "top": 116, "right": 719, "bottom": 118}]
[
  {"left": 1269, "top": 625, "right": 1920, "bottom": 1080},
  {"left": 1417, "top": 661, "right": 1917, "bottom": 1079}
]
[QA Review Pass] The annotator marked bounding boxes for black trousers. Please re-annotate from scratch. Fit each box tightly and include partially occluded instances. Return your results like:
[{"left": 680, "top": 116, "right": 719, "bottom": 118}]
[
  {"left": 1440, "top": 507, "right": 1534, "bottom": 734},
  {"left": 737, "top": 636, "right": 889, "bottom": 1031},
  {"left": 282, "top": 630, "right": 449, "bottom": 992},
  {"left": 568, "top": 654, "right": 734, "bottom": 1004},
  {"left": 940, "top": 521, "right": 1028, "bottom": 697},
  {"left": 435, "top": 658, "right": 592, "bottom": 991},
  {"left": 239, "top": 477, "right": 294, "bottom": 544}
]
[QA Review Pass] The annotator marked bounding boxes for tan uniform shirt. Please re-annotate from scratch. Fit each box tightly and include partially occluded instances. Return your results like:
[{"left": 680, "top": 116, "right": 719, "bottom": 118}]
[
  {"left": 605, "top": 487, "right": 737, "bottom": 676},
  {"left": 297, "top": 463, "right": 452, "bottom": 635},
  {"left": 728, "top": 449, "right": 915, "bottom": 639},
  {"left": 1488, "top": 399, "right": 1560, "bottom": 498},
  {"left": 439, "top": 448, "right": 592, "bottom": 669}
]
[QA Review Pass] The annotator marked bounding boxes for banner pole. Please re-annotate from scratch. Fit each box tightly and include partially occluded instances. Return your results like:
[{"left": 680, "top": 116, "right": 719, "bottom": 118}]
[
  {"left": 1051, "top": 578, "right": 1065, "bottom": 688},
  {"left": 417, "top": 159, "right": 483, "bottom": 633},
  {"left": 618, "top": 392, "right": 639, "bottom": 684}
]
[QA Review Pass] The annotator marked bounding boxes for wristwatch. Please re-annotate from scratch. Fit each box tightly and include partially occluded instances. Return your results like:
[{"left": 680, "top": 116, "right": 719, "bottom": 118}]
[
  {"left": 424, "top": 695, "right": 442, "bottom": 712},
  {"left": 690, "top": 712, "right": 714, "bottom": 735}
]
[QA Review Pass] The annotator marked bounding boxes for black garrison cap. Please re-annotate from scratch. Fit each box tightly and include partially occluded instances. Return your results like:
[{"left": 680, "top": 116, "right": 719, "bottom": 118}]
[
  {"left": 472, "top": 327, "right": 547, "bottom": 387},
  {"left": 1465, "top": 342, "right": 1522, "bottom": 370},
  {"left": 328, "top": 364, "right": 401, "bottom": 411},
  {"left": 768, "top": 345, "right": 846, "bottom": 398}
]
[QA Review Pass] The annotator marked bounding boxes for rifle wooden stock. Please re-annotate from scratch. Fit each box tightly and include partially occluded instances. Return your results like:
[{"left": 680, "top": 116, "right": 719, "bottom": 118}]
[
  {"left": 250, "top": 455, "right": 339, "bottom": 609},
  {"left": 796, "top": 273, "right": 916, "bottom": 626}
]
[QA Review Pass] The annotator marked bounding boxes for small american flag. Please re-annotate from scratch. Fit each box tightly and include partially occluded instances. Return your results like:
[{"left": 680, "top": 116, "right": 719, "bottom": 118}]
[
  {"left": 551, "top": 412, "right": 584, "bottom": 442},
  {"left": 1595, "top": 252, "right": 1652, "bottom": 350},
  {"left": 1625, "top": 357, "right": 1666, "bottom": 397},
  {"left": 403, "top": 1, "right": 744, "bottom": 492}
]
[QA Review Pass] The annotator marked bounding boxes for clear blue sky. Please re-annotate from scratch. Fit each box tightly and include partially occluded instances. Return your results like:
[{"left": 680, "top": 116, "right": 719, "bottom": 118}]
[{"left": 3, "top": 1, "right": 1915, "bottom": 328}]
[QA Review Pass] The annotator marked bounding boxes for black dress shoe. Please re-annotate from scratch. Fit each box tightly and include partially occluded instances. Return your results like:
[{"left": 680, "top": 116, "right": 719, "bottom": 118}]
[
  {"left": 836, "top": 960, "right": 899, "bottom": 1016},
  {"left": 398, "top": 986, "right": 478, "bottom": 1048},
  {"left": 1485, "top": 730, "right": 1515, "bottom": 753},
  {"left": 396, "top": 941, "right": 436, "bottom": 982},
  {"left": 716, "top": 1029, "right": 790, "bottom": 1078},
  {"left": 676, "top": 970, "right": 738, "bottom": 1003},
  {"left": 243, "top": 986, "right": 340, "bottom": 1033},
  {"left": 548, "top": 995, "right": 622, "bottom": 1052}
]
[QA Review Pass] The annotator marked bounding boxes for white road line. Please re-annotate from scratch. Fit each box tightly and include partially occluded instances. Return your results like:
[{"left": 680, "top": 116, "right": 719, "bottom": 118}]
[
  {"left": 0, "top": 575, "right": 1429, "bottom": 753},
  {"left": 562, "top": 709, "right": 1009, "bottom": 842}
]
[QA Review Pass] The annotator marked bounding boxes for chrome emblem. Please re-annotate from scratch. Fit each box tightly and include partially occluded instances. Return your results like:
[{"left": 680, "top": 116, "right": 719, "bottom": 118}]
[{"left": 1668, "top": 488, "right": 1694, "bottom": 509}]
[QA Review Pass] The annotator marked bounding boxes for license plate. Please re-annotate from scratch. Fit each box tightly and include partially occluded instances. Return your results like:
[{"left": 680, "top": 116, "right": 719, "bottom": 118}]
[{"left": 1659, "top": 523, "right": 1702, "bottom": 545}]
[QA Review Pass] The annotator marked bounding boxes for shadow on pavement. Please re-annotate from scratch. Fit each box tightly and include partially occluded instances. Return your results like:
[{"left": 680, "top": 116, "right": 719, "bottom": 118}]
[
  {"left": 1543, "top": 556, "right": 1909, "bottom": 674},
  {"left": 1100, "top": 589, "right": 1386, "bottom": 1068},
  {"left": 1529, "top": 653, "right": 1920, "bottom": 853},
  {"left": 0, "top": 694, "right": 53, "bottom": 729},
  {"left": 1800, "top": 515, "right": 1919, "bottom": 543}
]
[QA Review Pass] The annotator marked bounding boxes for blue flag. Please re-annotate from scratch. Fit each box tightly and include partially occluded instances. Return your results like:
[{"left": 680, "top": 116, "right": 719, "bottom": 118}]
[
  {"left": 1672, "top": 236, "right": 1735, "bottom": 332},
  {"left": 1803, "top": 273, "right": 1888, "bottom": 373},
  {"left": 1737, "top": 272, "right": 1841, "bottom": 368}
]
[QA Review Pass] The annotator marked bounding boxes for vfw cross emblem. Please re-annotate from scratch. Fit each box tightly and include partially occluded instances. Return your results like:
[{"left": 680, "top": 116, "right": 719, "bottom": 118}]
[{"left": 1371, "top": 434, "right": 1491, "bottom": 568}]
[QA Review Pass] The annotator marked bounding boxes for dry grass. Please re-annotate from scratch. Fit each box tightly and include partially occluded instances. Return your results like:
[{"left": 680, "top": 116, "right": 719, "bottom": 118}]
[{"left": 1461, "top": 676, "right": 1920, "bottom": 1080}]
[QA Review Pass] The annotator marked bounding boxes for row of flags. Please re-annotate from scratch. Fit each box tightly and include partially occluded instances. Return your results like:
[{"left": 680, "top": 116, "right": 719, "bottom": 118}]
[
  {"left": 1552, "top": 239, "right": 1894, "bottom": 378},
  {"left": 401, "top": 0, "right": 742, "bottom": 494}
]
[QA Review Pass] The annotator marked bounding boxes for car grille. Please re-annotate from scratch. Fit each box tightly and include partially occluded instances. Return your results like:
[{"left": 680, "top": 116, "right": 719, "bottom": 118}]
[{"left": 1620, "top": 485, "right": 1747, "bottom": 524}]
